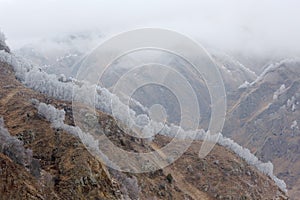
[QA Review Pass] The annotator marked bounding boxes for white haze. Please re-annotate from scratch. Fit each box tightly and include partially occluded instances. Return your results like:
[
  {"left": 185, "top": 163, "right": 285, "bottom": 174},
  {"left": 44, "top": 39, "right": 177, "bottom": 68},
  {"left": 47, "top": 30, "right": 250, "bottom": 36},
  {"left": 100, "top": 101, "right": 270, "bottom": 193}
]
[{"left": 0, "top": 0, "right": 300, "bottom": 59}]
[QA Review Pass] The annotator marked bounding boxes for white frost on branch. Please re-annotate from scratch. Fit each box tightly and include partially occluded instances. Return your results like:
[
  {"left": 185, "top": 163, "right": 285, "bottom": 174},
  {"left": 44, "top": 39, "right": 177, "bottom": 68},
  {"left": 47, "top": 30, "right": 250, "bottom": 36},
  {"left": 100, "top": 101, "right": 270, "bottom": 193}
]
[
  {"left": 37, "top": 103, "right": 66, "bottom": 128},
  {"left": 37, "top": 103, "right": 99, "bottom": 149},
  {"left": 37, "top": 102, "right": 119, "bottom": 170}
]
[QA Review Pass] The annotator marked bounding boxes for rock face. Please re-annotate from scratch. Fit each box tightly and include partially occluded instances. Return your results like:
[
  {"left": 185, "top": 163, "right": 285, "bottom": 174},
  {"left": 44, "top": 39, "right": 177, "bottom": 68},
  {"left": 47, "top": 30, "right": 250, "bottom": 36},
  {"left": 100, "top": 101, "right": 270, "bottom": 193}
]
[
  {"left": 224, "top": 59, "right": 300, "bottom": 199},
  {"left": 0, "top": 59, "right": 289, "bottom": 199}
]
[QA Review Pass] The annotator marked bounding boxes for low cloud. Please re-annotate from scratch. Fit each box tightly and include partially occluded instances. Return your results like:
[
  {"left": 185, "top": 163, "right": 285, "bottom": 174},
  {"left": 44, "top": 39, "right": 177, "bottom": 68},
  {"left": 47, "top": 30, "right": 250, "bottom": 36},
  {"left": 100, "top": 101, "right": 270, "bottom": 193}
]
[{"left": 0, "top": 0, "right": 299, "bottom": 58}]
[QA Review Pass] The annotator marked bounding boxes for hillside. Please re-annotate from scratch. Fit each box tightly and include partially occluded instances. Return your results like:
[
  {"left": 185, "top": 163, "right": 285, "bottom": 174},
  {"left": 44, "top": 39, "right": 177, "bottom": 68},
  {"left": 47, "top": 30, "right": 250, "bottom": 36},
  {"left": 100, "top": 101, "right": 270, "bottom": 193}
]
[
  {"left": 224, "top": 59, "right": 300, "bottom": 199},
  {"left": 0, "top": 54, "right": 288, "bottom": 199},
  {"left": 16, "top": 34, "right": 258, "bottom": 130}
]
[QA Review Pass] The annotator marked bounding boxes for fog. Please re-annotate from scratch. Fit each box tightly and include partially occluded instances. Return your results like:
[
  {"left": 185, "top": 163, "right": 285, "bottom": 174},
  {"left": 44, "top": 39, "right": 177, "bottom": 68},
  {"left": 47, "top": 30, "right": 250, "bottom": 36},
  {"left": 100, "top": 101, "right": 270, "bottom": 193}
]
[{"left": 0, "top": 0, "right": 300, "bottom": 58}]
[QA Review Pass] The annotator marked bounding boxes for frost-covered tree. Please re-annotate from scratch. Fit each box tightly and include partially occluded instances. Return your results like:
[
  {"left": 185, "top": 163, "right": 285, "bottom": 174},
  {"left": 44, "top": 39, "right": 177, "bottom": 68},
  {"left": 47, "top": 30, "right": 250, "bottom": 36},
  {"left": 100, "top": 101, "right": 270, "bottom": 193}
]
[
  {"left": 217, "top": 134, "right": 287, "bottom": 192},
  {"left": 38, "top": 103, "right": 66, "bottom": 128},
  {"left": 0, "top": 30, "right": 10, "bottom": 53},
  {"left": 37, "top": 102, "right": 100, "bottom": 150},
  {"left": 0, "top": 117, "right": 32, "bottom": 166}
]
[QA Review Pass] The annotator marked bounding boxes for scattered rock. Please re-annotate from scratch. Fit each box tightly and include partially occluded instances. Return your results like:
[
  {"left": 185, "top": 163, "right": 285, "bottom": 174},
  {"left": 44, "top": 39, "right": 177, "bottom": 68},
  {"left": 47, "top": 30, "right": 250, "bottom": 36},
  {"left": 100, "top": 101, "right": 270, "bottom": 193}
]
[{"left": 166, "top": 174, "right": 173, "bottom": 184}]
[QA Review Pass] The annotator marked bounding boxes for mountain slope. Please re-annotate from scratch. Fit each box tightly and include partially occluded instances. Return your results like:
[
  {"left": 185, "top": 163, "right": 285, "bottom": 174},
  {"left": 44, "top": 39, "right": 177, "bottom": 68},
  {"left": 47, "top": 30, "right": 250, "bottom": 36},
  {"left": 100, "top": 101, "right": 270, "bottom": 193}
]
[
  {"left": 224, "top": 59, "right": 300, "bottom": 199},
  {"left": 16, "top": 35, "right": 258, "bottom": 131},
  {"left": 0, "top": 47, "right": 290, "bottom": 199},
  {"left": 0, "top": 61, "right": 121, "bottom": 199}
]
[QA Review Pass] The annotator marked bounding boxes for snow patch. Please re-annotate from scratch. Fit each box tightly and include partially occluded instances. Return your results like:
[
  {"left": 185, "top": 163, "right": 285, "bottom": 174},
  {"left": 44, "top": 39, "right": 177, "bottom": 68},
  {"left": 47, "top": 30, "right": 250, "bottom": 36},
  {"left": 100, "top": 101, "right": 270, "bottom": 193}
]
[
  {"left": 273, "top": 84, "right": 286, "bottom": 100},
  {"left": 238, "top": 81, "right": 250, "bottom": 89}
]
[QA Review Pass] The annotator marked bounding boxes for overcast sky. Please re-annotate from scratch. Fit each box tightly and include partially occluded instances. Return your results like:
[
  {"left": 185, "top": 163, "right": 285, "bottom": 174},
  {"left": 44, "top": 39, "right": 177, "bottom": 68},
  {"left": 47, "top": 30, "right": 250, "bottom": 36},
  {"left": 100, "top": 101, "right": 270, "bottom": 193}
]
[{"left": 0, "top": 0, "right": 300, "bottom": 57}]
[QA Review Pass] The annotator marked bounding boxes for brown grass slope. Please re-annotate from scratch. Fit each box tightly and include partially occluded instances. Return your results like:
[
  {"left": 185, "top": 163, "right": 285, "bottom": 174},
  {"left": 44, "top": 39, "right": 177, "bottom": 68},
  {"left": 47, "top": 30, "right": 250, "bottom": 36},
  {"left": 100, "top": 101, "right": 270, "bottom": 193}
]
[{"left": 0, "top": 61, "right": 288, "bottom": 199}]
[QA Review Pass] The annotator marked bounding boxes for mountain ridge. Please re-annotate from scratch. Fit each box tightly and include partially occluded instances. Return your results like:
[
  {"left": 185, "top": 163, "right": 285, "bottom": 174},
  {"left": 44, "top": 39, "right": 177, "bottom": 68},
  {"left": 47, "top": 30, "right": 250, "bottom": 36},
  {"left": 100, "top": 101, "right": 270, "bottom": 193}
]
[{"left": 0, "top": 48, "right": 289, "bottom": 199}]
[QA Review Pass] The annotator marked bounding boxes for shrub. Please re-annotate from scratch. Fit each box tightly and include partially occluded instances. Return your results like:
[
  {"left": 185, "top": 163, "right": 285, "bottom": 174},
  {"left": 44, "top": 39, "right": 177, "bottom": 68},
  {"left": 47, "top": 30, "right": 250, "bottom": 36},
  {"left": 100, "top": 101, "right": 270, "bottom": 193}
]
[{"left": 0, "top": 117, "right": 33, "bottom": 166}]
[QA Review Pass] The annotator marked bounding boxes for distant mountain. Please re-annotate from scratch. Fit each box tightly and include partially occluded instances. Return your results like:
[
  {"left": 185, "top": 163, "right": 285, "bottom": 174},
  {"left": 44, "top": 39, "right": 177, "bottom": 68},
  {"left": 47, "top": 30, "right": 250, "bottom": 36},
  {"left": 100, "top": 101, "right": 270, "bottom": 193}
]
[
  {"left": 16, "top": 31, "right": 103, "bottom": 77},
  {"left": 224, "top": 58, "right": 300, "bottom": 198},
  {"left": 16, "top": 34, "right": 257, "bottom": 92},
  {"left": 16, "top": 36, "right": 260, "bottom": 131},
  {"left": 211, "top": 51, "right": 257, "bottom": 90}
]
